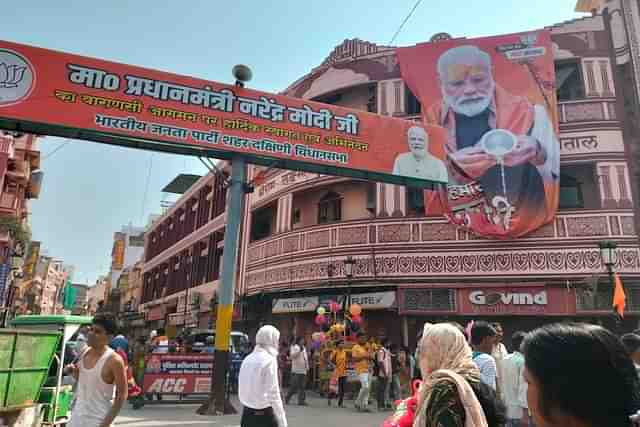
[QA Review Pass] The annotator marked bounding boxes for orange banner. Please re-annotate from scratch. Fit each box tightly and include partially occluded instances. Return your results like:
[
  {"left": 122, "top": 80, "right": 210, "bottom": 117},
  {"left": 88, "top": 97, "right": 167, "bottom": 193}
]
[
  {"left": 0, "top": 40, "right": 448, "bottom": 186},
  {"left": 397, "top": 30, "right": 559, "bottom": 238}
]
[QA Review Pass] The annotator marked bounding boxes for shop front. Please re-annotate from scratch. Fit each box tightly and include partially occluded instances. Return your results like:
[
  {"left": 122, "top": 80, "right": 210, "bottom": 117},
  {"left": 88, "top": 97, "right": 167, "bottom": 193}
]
[
  {"left": 270, "top": 289, "right": 399, "bottom": 343},
  {"left": 399, "top": 284, "right": 577, "bottom": 350},
  {"left": 145, "top": 303, "right": 166, "bottom": 331}
]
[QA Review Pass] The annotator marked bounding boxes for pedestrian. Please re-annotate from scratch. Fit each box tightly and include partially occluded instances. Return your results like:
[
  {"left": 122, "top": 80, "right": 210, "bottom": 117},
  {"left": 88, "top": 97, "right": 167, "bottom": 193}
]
[
  {"left": 389, "top": 343, "right": 402, "bottom": 404},
  {"left": 352, "top": 332, "right": 372, "bottom": 412},
  {"left": 491, "top": 322, "right": 507, "bottom": 401},
  {"left": 152, "top": 328, "right": 169, "bottom": 353},
  {"left": 110, "top": 330, "right": 129, "bottom": 354},
  {"left": 398, "top": 346, "right": 412, "bottom": 398},
  {"left": 285, "top": 337, "right": 309, "bottom": 406},
  {"left": 238, "top": 325, "right": 287, "bottom": 427},
  {"left": 470, "top": 321, "right": 498, "bottom": 391},
  {"left": 622, "top": 333, "right": 640, "bottom": 377},
  {"left": 376, "top": 339, "right": 392, "bottom": 411},
  {"left": 204, "top": 336, "right": 215, "bottom": 353},
  {"left": 522, "top": 323, "right": 640, "bottom": 427},
  {"left": 328, "top": 340, "right": 347, "bottom": 407},
  {"left": 66, "top": 313, "right": 128, "bottom": 427},
  {"left": 413, "top": 322, "right": 505, "bottom": 427},
  {"left": 501, "top": 331, "right": 527, "bottom": 427},
  {"left": 277, "top": 342, "right": 289, "bottom": 391}
]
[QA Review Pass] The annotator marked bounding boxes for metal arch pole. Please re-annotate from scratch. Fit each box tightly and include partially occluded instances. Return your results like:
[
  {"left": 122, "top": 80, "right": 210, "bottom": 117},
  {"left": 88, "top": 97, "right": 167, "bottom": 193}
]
[{"left": 198, "top": 155, "right": 246, "bottom": 415}]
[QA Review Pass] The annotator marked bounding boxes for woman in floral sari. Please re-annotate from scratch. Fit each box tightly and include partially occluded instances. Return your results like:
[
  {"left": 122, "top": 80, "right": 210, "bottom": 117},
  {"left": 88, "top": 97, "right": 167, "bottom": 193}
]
[{"left": 413, "top": 323, "right": 505, "bottom": 427}]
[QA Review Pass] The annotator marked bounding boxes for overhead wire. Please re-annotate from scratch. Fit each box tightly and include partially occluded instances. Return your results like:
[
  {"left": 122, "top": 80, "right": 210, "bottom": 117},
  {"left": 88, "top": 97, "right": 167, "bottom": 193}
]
[
  {"left": 42, "top": 140, "right": 70, "bottom": 160},
  {"left": 388, "top": 0, "right": 424, "bottom": 45},
  {"left": 140, "top": 153, "right": 154, "bottom": 224}
]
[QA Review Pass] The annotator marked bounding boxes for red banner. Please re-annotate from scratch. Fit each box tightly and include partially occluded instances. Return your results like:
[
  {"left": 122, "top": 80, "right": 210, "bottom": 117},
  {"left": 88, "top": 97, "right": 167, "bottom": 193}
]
[
  {"left": 457, "top": 285, "right": 575, "bottom": 316},
  {"left": 143, "top": 353, "right": 213, "bottom": 394},
  {"left": 0, "top": 40, "right": 448, "bottom": 186},
  {"left": 397, "top": 31, "right": 559, "bottom": 238}
]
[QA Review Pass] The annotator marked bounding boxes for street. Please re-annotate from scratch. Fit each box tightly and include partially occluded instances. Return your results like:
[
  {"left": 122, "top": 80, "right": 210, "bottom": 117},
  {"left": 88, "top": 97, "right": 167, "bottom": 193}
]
[{"left": 115, "top": 395, "right": 388, "bottom": 427}]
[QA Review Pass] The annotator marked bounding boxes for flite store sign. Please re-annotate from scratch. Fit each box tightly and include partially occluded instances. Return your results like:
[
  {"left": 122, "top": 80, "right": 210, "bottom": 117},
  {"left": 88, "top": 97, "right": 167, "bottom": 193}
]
[
  {"left": 143, "top": 353, "right": 213, "bottom": 394},
  {"left": 0, "top": 40, "right": 449, "bottom": 187},
  {"left": 457, "top": 285, "right": 574, "bottom": 316}
]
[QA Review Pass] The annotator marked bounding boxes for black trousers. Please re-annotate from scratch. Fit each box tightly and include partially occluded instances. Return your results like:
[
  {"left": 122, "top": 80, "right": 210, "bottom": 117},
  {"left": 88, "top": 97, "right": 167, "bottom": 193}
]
[
  {"left": 328, "top": 376, "right": 347, "bottom": 405},
  {"left": 241, "top": 406, "right": 277, "bottom": 427},
  {"left": 377, "top": 377, "right": 389, "bottom": 409},
  {"left": 286, "top": 373, "right": 306, "bottom": 404}
]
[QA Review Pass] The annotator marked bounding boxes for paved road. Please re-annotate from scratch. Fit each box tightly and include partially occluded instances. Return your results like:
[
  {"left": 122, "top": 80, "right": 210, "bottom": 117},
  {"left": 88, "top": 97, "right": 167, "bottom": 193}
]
[{"left": 115, "top": 395, "right": 389, "bottom": 427}]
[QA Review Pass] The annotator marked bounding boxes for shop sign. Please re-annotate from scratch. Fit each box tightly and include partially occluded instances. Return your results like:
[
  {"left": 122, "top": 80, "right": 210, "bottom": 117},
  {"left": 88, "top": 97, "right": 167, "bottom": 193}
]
[
  {"left": 143, "top": 353, "right": 213, "bottom": 394},
  {"left": 317, "top": 291, "right": 397, "bottom": 310},
  {"left": 458, "top": 286, "right": 573, "bottom": 316},
  {"left": 146, "top": 305, "right": 165, "bottom": 321},
  {"left": 347, "top": 291, "right": 396, "bottom": 309},
  {"left": 272, "top": 296, "right": 319, "bottom": 313}
]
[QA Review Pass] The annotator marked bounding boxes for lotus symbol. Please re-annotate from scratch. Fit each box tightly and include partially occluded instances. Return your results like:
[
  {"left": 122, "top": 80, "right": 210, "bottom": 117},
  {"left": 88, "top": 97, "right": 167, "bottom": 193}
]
[
  {"left": 0, "top": 49, "right": 34, "bottom": 106},
  {"left": 0, "top": 63, "right": 26, "bottom": 88}
]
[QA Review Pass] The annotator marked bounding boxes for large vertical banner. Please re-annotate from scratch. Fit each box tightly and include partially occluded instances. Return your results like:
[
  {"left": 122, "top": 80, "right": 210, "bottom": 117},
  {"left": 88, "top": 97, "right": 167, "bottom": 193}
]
[{"left": 397, "top": 31, "right": 559, "bottom": 238}]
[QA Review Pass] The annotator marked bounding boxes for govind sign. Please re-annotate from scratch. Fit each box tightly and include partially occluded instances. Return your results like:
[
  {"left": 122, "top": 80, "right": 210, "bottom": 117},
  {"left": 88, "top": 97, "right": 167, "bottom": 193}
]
[{"left": 0, "top": 40, "right": 449, "bottom": 187}]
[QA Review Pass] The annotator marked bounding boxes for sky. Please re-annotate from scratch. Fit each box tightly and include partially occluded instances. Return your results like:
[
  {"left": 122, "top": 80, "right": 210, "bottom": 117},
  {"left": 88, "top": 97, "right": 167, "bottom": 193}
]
[{"left": 3, "top": 1, "right": 582, "bottom": 285}]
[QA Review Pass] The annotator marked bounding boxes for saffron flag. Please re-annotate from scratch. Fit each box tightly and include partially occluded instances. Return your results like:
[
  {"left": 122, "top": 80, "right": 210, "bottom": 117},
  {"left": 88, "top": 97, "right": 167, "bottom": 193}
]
[{"left": 613, "top": 272, "right": 626, "bottom": 318}]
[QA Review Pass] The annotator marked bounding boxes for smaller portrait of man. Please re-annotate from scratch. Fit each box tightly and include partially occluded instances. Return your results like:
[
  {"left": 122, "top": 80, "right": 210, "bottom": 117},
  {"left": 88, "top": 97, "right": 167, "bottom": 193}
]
[{"left": 392, "top": 125, "right": 448, "bottom": 183}]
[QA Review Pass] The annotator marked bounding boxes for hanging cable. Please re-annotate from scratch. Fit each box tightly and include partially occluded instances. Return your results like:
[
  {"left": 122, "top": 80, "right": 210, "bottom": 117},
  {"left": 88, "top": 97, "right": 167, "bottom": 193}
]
[
  {"left": 140, "top": 153, "right": 154, "bottom": 224},
  {"left": 42, "top": 140, "right": 70, "bottom": 160},
  {"left": 388, "top": 0, "right": 424, "bottom": 45}
]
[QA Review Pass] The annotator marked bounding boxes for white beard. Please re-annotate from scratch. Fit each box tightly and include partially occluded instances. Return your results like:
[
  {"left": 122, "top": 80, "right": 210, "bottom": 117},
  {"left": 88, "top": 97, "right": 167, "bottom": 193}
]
[{"left": 446, "top": 93, "right": 492, "bottom": 117}]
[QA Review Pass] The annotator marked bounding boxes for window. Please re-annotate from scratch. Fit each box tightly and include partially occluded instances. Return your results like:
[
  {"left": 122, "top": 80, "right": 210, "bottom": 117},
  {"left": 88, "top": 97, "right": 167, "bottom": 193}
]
[
  {"left": 559, "top": 174, "right": 584, "bottom": 209},
  {"left": 292, "top": 208, "right": 301, "bottom": 225},
  {"left": 406, "top": 187, "right": 425, "bottom": 216},
  {"left": 367, "top": 85, "right": 377, "bottom": 113},
  {"left": 250, "top": 203, "right": 276, "bottom": 241},
  {"left": 318, "top": 191, "right": 342, "bottom": 224},
  {"left": 406, "top": 86, "right": 421, "bottom": 115},
  {"left": 559, "top": 164, "right": 599, "bottom": 210},
  {"left": 556, "top": 61, "right": 585, "bottom": 101}
]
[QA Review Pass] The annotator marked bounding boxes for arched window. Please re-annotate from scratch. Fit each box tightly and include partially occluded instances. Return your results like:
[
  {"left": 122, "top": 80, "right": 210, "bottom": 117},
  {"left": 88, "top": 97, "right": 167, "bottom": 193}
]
[{"left": 318, "top": 191, "right": 342, "bottom": 224}]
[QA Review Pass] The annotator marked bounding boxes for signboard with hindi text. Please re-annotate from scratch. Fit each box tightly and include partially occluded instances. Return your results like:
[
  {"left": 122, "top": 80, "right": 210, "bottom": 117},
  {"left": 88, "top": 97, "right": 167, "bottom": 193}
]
[{"left": 0, "top": 39, "right": 449, "bottom": 187}]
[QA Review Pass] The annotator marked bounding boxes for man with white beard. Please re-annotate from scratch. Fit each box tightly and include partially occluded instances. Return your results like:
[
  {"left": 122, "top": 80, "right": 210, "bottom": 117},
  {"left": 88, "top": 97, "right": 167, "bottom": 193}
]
[
  {"left": 424, "top": 45, "right": 559, "bottom": 228},
  {"left": 392, "top": 125, "right": 448, "bottom": 182}
]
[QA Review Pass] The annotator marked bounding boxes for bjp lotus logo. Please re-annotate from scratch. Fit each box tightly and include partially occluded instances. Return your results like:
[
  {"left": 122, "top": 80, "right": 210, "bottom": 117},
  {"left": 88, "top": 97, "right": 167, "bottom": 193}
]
[
  {"left": 0, "top": 63, "right": 27, "bottom": 88},
  {"left": 0, "top": 49, "right": 34, "bottom": 107}
]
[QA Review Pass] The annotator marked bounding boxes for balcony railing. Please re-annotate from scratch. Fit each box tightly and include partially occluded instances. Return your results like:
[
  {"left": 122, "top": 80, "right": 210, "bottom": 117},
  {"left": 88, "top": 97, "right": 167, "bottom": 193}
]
[
  {"left": 243, "top": 211, "right": 640, "bottom": 293},
  {"left": 247, "top": 211, "right": 636, "bottom": 267}
]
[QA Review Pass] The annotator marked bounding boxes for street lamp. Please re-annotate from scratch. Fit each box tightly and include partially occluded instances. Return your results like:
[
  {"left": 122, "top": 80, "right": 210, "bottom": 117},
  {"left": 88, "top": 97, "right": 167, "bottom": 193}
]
[
  {"left": 344, "top": 256, "right": 356, "bottom": 308},
  {"left": 598, "top": 240, "right": 618, "bottom": 277},
  {"left": 598, "top": 240, "right": 618, "bottom": 319}
]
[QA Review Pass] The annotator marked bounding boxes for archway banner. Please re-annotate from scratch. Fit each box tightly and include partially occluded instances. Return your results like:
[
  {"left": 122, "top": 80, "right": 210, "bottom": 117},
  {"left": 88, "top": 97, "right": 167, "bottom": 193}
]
[
  {"left": 0, "top": 39, "right": 448, "bottom": 187},
  {"left": 396, "top": 30, "right": 560, "bottom": 238}
]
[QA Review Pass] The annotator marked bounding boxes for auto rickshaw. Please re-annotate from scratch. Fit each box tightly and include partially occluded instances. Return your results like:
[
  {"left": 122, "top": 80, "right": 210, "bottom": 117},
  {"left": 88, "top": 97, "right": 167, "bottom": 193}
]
[{"left": 5, "top": 315, "right": 92, "bottom": 426}]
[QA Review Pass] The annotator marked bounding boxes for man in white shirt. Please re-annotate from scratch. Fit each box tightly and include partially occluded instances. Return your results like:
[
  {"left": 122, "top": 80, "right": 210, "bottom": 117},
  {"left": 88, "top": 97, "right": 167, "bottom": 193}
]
[
  {"left": 392, "top": 126, "right": 448, "bottom": 183},
  {"left": 238, "top": 325, "right": 287, "bottom": 427},
  {"left": 285, "top": 337, "right": 309, "bottom": 406},
  {"left": 501, "top": 331, "right": 527, "bottom": 427},
  {"left": 470, "top": 321, "right": 498, "bottom": 390},
  {"left": 492, "top": 322, "right": 508, "bottom": 400}
]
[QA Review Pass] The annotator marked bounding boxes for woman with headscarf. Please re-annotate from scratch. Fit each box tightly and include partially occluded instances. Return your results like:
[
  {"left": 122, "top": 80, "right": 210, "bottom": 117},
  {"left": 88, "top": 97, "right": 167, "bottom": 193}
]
[
  {"left": 413, "top": 323, "right": 505, "bottom": 427},
  {"left": 238, "top": 325, "right": 287, "bottom": 427}
]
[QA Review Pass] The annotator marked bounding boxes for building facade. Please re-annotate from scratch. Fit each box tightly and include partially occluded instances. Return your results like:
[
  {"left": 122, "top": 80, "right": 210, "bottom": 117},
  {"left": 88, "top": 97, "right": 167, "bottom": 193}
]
[
  {"left": 141, "top": 5, "right": 640, "bottom": 346},
  {"left": 0, "top": 132, "right": 42, "bottom": 319},
  {"left": 71, "top": 283, "right": 89, "bottom": 315}
]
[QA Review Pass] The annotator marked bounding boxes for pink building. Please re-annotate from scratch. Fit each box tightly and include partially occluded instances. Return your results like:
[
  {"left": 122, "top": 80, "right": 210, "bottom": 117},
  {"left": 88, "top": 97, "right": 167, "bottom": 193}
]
[{"left": 142, "top": 4, "right": 640, "bottom": 345}]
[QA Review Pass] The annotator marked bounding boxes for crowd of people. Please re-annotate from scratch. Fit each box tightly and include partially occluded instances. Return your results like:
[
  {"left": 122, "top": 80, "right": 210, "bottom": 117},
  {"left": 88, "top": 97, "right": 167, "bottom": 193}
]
[{"left": 238, "top": 321, "right": 640, "bottom": 427}]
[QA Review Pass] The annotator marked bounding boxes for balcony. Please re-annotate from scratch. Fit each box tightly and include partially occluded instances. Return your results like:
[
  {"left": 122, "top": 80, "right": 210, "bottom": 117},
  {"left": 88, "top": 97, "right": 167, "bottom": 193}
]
[
  {"left": 243, "top": 211, "right": 640, "bottom": 293},
  {"left": 0, "top": 192, "right": 18, "bottom": 212}
]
